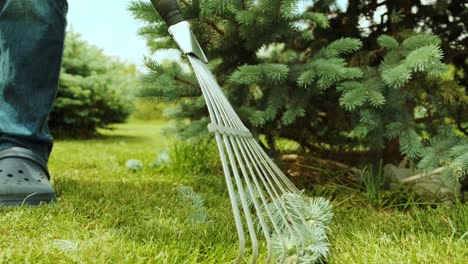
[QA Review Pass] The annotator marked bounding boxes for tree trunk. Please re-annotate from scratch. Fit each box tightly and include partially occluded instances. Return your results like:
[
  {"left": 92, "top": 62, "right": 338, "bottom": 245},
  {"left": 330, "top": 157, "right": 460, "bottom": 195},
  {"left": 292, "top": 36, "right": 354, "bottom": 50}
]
[{"left": 383, "top": 138, "right": 404, "bottom": 165}]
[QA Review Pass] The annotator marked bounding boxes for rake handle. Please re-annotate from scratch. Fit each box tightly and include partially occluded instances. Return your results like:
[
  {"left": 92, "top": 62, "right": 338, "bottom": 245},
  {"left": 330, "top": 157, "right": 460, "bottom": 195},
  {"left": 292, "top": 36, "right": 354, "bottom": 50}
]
[{"left": 150, "top": 0, "right": 185, "bottom": 26}]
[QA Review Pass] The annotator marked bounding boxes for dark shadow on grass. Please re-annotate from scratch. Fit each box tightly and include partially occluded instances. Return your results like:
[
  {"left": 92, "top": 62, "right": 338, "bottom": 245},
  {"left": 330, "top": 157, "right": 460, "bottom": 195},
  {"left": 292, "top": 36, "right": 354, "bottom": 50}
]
[
  {"left": 89, "top": 134, "right": 143, "bottom": 143},
  {"left": 54, "top": 134, "right": 143, "bottom": 145},
  {"left": 52, "top": 124, "right": 141, "bottom": 140}
]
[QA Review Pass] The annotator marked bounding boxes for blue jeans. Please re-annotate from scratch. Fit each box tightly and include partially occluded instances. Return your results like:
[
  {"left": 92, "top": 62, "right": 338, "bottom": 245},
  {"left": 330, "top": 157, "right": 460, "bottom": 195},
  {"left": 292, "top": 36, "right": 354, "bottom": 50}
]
[{"left": 0, "top": 0, "right": 67, "bottom": 162}]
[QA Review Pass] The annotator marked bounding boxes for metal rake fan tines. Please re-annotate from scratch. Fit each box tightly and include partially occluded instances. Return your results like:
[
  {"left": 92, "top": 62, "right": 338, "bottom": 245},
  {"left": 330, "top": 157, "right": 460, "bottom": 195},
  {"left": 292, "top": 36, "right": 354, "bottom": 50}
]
[
  {"left": 149, "top": 1, "right": 332, "bottom": 262},
  {"left": 188, "top": 55, "right": 331, "bottom": 263}
]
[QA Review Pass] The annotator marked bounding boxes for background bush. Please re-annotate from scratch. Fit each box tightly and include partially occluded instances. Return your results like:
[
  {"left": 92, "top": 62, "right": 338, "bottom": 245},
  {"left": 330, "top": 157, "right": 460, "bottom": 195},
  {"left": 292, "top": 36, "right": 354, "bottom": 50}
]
[
  {"left": 48, "top": 32, "right": 136, "bottom": 137},
  {"left": 130, "top": 98, "right": 167, "bottom": 121}
]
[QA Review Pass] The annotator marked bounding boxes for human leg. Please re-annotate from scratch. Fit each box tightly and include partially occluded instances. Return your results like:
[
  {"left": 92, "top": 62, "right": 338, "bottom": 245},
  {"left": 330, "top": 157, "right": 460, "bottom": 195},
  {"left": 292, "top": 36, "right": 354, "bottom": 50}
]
[
  {"left": 0, "top": 0, "right": 68, "bottom": 162},
  {"left": 0, "top": 0, "right": 68, "bottom": 206}
]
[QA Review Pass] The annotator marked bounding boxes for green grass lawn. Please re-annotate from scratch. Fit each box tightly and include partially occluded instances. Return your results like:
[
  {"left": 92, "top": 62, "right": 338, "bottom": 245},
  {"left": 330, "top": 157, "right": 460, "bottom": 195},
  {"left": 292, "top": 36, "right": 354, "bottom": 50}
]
[{"left": 0, "top": 121, "right": 467, "bottom": 263}]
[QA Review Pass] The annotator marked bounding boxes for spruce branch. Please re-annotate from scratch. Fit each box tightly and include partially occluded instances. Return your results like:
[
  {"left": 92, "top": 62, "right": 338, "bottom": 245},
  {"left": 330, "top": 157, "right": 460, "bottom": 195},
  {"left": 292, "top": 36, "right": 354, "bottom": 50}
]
[
  {"left": 402, "top": 34, "right": 442, "bottom": 52},
  {"left": 378, "top": 35, "right": 399, "bottom": 49},
  {"left": 202, "top": 19, "right": 225, "bottom": 36},
  {"left": 180, "top": 0, "right": 189, "bottom": 7},
  {"left": 174, "top": 76, "right": 199, "bottom": 90},
  {"left": 456, "top": 104, "right": 468, "bottom": 136}
]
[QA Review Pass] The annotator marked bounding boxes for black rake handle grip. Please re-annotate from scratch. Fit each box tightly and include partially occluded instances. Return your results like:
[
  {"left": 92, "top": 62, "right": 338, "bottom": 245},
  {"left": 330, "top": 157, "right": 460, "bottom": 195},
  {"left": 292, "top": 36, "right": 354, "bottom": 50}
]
[{"left": 150, "top": 0, "right": 185, "bottom": 26}]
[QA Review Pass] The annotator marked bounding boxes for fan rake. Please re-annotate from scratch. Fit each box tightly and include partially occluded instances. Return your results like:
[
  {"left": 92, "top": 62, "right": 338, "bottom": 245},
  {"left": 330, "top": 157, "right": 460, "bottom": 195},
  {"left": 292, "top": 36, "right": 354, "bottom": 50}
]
[{"left": 151, "top": 1, "right": 333, "bottom": 263}]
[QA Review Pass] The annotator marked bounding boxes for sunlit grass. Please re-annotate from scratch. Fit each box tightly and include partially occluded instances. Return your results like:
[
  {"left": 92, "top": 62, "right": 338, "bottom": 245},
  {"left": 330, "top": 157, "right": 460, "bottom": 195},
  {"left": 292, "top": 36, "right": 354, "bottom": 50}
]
[{"left": 0, "top": 120, "right": 466, "bottom": 263}]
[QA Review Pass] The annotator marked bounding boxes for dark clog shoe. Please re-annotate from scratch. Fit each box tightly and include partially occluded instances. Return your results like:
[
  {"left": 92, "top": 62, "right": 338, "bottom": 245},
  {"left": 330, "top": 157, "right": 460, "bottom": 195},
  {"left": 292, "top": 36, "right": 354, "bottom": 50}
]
[{"left": 0, "top": 147, "right": 56, "bottom": 207}]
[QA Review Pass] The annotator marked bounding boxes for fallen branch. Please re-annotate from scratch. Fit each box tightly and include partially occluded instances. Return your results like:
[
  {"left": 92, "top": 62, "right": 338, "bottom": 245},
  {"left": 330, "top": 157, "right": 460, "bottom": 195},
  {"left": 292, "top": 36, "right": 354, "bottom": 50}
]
[{"left": 400, "top": 167, "right": 445, "bottom": 184}]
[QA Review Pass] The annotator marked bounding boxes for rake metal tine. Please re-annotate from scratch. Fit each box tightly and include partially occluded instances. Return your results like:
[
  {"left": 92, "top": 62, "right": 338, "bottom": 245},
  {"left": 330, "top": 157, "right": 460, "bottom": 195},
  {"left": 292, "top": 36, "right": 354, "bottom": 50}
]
[
  {"left": 194, "top": 56, "right": 267, "bottom": 263},
  {"left": 224, "top": 136, "right": 260, "bottom": 263},
  {"left": 198, "top": 64, "right": 294, "bottom": 193},
  {"left": 247, "top": 140, "right": 302, "bottom": 205},
  {"left": 232, "top": 137, "right": 275, "bottom": 263},
  {"left": 237, "top": 138, "right": 288, "bottom": 263},
  {"left": 198, "top": 61, "right": 246, "bottom": 127},
  {"left": 198, "top": 63, "right": 282, "bottom": 201},
  {"left": 196, "top": 66, "right": 290, "bottom": 195},
  {"left": 212, "top": 123, "right": 298, "bottom": 258},
  {"left": 242, "top": 139, "right": 305, "bottom": 257},
  {"left": 199, "top": 61, "right": 302, "bottom": 261},
  {"left": 189, "top": 56, "right": 246, "bottom": 263},
  {"left": 247, "top": 139, "right": 316, "bottom": 249},
  {"left": 247, "top": 139, "right": 312, "bottom": 231},
  {"left": 216, "top": 134, "right": 246, "bottom": 264},
  {"left": 204, "top": 78, "right": 291, "bottom": 212},
  {"left": 189, "top": 56, "right": 218, "bottom": 124},
  {"left": 201, "top": 75, "right": 273, "bottom": 263},
  {"left": 202, "top": 74, "right": 278, "bottom": 262},
  {"left": 191, "top": 53, "right": 315, "bottom": 262},
  {"left": 194, "top": 57, "right": 284, "bottom": 259},
  {"left": 249, "top": 138, "right": 299, "bottom": 193},
  {"left": 194, "top": 59, "right": 262, "bottom": 263},
  {"left": 200, "top": 86, "right": 281, "bottom": 263}
]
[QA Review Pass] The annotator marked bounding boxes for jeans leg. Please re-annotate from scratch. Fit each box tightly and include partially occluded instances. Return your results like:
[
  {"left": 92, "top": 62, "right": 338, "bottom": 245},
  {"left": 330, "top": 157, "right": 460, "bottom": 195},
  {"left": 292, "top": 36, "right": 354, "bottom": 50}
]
[{"left": 0, "top": 0, "right": 68, "bottom": 162}]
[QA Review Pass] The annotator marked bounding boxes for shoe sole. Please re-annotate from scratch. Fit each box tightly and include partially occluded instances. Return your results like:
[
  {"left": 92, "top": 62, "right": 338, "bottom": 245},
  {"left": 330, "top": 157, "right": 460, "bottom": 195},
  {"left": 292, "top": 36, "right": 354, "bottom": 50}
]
[{"left": 0, "top": 193, "right": 56, "bottom": 207}]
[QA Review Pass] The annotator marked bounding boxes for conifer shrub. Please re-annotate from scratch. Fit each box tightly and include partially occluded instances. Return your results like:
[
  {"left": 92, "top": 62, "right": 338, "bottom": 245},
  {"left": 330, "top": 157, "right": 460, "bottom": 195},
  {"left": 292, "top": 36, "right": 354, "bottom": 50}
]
[
  {"left": 49, "top": 32, "right": 135, "bottom": 137},
  {"left": 130, "top": 1, "right": 467, "bottom": 187}
]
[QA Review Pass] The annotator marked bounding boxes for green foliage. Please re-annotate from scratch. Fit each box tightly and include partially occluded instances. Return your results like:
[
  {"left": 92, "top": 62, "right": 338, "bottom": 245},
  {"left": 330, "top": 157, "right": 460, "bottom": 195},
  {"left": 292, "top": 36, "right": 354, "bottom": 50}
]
[
  {"left": 130, "top": 1, "right": 466, "bottom": 186},
  {"left": 230, "top": 64, "right": 290, "bottom": 85},
  {"left": 130, "top": 98, "right": 165, "bottom": 121},
  {"left": 269, "top": 195, "right": 333, "bottom": 263},
  {"left": 49, "top": 32, "right": 135, "bottom": 137},
  {"left": 322, "top": 38, "right": 363, "bottom": 58},
  {"left": 401, "top": 34, "right": 442, "bottom": 52},
  {"left": 381, "top": 42, "right": 445, "bottom": 89},
  {"left": 360, "top": 161, "right": 386, "bottom": 207},
  {"left": 378, "top": 35, "right": 399, "bottom": 50},
  {"left": 164, "top": 137, "right": 222, "bottom": 175},
  {"left": 304, "top": 12, "right": 330, "bottom": 29},
  {"left": 334, "top": 33, "right": 465, "bottom": 183},
  {"left": 176, "top": 185, "right": 210, "bottom": 224},
  {"left": 418, "top": 131, "right": 468, "bottom": 182}
]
